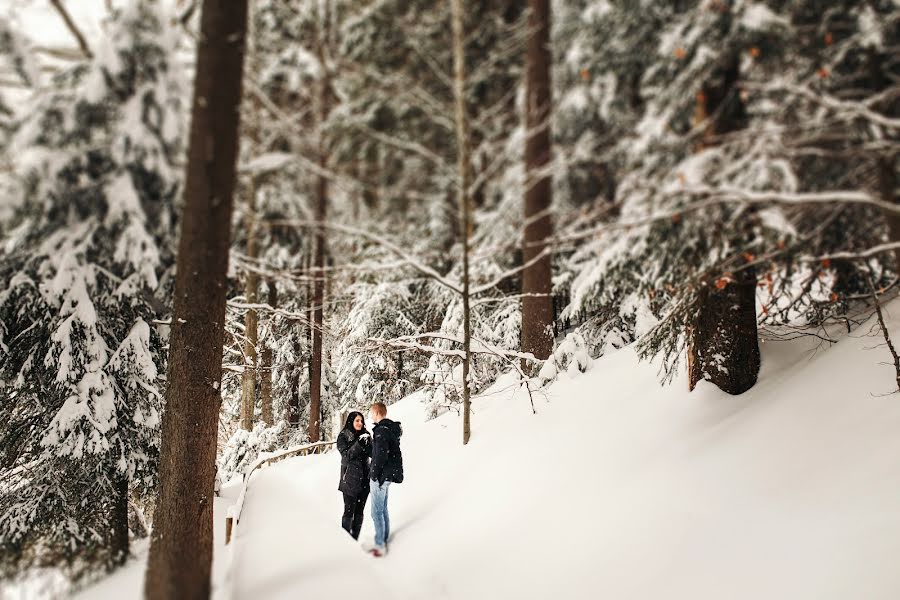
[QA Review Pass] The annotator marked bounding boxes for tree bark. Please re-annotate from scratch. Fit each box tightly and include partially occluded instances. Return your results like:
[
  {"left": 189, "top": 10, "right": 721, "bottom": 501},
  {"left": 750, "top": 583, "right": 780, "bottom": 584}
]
[
  {"left": 108, "top": 472, "right": 129, "bottom": 569},
  {"left": 309, "top": 13, "right": 330, "bottom": 443},
  {"left": 239, "top": 175, "right": 258, "bottom": 431},
  {"left": 309, "top": 173, "right": 325, "bottom": 442},
  {"left": 877, "top": 157, "right": 900, "bottom": 269},
  {"left": 450, "top": 0, "right": 473, "bottom": 445},
  {"left": 521, "top": 0, "right": 554, "bottom": 362},
  {"left": 287, "top": 337, "right": 301, "bottom": 427},
  {"left": 688, "top": 52, "right": 760, "bottom": 395},
  {"left": 144, "top": 1, "right": 248, "bottom": 597},
  {"left": 689, "top": 267, "right": 760, "bottom": 394},
  {"left": 260, "top": 280, "right": 276, "bottom": 426}
]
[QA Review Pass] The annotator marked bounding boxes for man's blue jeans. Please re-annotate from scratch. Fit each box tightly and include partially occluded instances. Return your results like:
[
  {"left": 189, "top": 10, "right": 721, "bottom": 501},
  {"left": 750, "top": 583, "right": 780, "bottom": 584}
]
[{"left": 370, "top": 479, "right": 391, "bottom": 548}]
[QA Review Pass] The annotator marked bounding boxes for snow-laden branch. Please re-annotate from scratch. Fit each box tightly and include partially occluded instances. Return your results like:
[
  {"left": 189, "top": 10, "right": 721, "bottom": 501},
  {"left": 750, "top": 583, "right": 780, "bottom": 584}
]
[
  {"left": 265, "top": 217, "right": 563, "bottom": 299},
  {"left": 362, "top": 331, "right": 540, "bottom": 364},
  {"left": 353, "top": 124, "right": 449, "bottom": 169},
  {"left": 470, "top": 247, "right": 551, "bottom": 296},
  {"left": 557, "top": 186, "right": 899, "bottom": 245},
  {"left": 232, "top": 251, "right": 415, "bottom": 281},
  {"left": 684, "top": 186, "right": 894, "bottom": 212},
  {"left": 816, "top": 242, "right": 900, "bottom": 262},
  {"left": 267, "top": 219, "right": 464, "bottom": 294},
  {"left": 752, "top": 81, "right": 900, "bottom": 130}
]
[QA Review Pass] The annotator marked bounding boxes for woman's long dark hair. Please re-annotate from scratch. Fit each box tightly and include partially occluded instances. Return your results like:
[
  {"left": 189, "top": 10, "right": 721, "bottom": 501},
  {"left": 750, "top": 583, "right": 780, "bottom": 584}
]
[{"left": 342, "top": 411, "right": 366, "bottom": 437}]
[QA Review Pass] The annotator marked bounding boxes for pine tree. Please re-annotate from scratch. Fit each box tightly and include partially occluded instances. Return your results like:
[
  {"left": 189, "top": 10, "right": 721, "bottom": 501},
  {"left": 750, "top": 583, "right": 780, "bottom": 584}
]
[
  {"left": 0, "top": 1, "right": 185, "bottom": 575},
  {"left": 558, "top": 0, "right": 898, "bottom": 387}
]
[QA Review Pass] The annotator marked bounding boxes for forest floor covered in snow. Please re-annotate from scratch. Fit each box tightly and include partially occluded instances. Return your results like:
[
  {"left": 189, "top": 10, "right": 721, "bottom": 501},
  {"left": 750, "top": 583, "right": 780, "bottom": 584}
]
[
  {"left": 227, "top": 306, "right": 900, "bottom": 599},
  {"left": 66, "top": 302, "right": 900, "bottom": 600}
]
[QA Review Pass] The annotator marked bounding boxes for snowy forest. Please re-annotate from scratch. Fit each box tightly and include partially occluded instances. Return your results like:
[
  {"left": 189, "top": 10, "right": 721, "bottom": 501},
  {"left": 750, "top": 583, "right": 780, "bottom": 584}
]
[{"left": 1, "top": 0, "right": 899, "bottom": 598}]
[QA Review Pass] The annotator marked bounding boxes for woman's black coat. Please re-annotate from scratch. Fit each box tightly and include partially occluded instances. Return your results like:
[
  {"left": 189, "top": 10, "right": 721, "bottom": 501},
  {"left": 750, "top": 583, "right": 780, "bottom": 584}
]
[{"left": 336, "top": 412, "right": 372, "bottom": 497}]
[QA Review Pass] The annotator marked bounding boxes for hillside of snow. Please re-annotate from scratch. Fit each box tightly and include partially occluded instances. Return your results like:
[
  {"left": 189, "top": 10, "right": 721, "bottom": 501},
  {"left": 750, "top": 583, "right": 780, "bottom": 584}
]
[
  {"left": 62, "top": 304, "right": 900, "bottom": 600},
  {"left": 226, "top": 305, "right": 900, "bottom": 600}
]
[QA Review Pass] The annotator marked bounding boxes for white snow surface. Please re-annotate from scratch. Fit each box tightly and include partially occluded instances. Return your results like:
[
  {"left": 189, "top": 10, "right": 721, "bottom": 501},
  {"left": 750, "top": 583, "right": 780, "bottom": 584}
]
[
  {"left": 227, "top": 307, "right": 900, "bottom": 599},
  {"left": 76, "top": 302, "right": 900, "bottom": 599}
]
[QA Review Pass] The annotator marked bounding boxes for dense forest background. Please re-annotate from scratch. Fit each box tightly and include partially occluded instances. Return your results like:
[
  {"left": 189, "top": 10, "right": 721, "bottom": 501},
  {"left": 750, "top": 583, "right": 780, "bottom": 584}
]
[{"left": 0, "top": 0, "right": 898, "bottom": 587}]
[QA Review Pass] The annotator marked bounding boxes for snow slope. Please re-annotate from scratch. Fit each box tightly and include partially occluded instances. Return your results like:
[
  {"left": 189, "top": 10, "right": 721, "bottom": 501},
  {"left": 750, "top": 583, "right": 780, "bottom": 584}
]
[{"left": 229, "top": 307, "right": 900, "bottom": 599}]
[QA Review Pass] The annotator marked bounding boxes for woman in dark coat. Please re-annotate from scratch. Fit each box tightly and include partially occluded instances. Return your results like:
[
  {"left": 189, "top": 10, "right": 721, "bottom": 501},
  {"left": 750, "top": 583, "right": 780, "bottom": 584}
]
[{"left": 336, "top": 411, "right": 372, "bottom": 539}]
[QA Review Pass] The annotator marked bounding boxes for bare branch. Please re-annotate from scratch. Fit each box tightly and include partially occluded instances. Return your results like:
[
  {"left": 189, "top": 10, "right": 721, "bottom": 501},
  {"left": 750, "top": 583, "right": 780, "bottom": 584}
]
[
  {"left": 867, "top": 273, "right": 900, "bottom": 394},
  {"left": 49, "top": 0, "right": 93, "bottom": 59}
]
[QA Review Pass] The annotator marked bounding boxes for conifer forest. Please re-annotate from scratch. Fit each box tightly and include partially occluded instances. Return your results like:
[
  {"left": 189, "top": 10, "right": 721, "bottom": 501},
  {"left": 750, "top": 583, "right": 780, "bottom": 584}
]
[{"left": 0, "top": 1, "right": 899, "bottom": 598}]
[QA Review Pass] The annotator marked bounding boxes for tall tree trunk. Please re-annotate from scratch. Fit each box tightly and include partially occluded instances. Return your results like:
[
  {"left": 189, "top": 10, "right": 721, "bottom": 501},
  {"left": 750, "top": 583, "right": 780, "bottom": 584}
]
[
  {"left": 260, "top": 280, "right": 276, "bottom": 426},
  {"left": 108, "top": 472, "right": 129, "bottom": 569},
  {"left": 521, "top": 0, "right": 554, "bottom": 362},
  {"left": 860, "top": 49, "right": 900, "bottom": 270},
  {"left": 309, "top": 172, "right": 325, "bottom": 442},
  {"left": 239, "top": 10, "right": 260, "bottom": 432},
  {"left": 144, "top": 1, "right": 248, "bottom": 597},
  {"left": 450, "top": 0, "right": 473, "bottom": 445},
  {"left": 688, "top": 52, "right": 760, "bottom": 395},
  {"left": 309, "top": 11, "right": 330, "bottom": 443},
  {"left": 240, "top": 175, "right": 258, "bottom": 431},
  {"left": 287, "top": 337, "right": 301, "bottom": 427}
]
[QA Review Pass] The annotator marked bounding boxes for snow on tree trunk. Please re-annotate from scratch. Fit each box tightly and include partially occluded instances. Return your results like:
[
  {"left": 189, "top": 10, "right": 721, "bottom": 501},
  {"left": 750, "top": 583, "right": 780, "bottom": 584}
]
[
  {"left": 688, "top": 52, "right": 760, "bottom": 396},
  {"left": 144, "top": 0, "right": 248, "bottom": 597},
  {"left": 521, "top": 0, "right": 554, "bottom": 363}
]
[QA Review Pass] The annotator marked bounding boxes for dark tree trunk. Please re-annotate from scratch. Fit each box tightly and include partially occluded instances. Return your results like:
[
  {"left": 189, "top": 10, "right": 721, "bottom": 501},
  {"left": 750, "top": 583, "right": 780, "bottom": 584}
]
[
  {"left": 309, "top": 17, "right": 330, "bottom": 442},
  {"left": 107, "top": 472, "right": 129, "bottom": 569},
  {"left": 689, "top": 52, "right": 760, "bottom": 395},
  {"left": 309, "top": 172, "right": 325, "bottom": 442},
  {"left": 287, "top": 337, "right": 301, "bottom": 427},
  {"left": 521, "top": 0, "right": 554, "bottom": 362},
  {"left": 859, "top": 49, "right": 900, "bottom": 269},
  {"left": 260, "top": 280, "right": 276, "bottom": 426},
  {"left": 877, "top": 154, "right": 900, "bottom": 269},
  {"left": 144, "top": 1, "right": 248, "bottom": 597},
  {"left": 689, "top": 267, "right": 760, "bottom": 394}
]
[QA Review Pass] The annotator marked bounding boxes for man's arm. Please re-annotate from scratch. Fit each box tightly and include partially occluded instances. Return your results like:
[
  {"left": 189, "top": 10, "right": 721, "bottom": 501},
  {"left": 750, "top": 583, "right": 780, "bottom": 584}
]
[{"left": 370, "top": 428, "right": 388, "bottom": 481}]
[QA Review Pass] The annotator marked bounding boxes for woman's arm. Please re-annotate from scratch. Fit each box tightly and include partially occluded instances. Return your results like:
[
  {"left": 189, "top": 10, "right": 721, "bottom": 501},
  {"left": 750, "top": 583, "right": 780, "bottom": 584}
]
[
  {"left": 347, "top": 432, "right": 370, "bottom": 460},
  {"left": 336, "top": 430, "right": 351, "bottom": 457}
]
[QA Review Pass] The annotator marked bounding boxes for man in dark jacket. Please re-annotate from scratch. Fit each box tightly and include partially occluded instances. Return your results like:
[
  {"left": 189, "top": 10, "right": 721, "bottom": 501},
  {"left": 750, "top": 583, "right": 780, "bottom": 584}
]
[{"left": 368, "top": 402, "right": 403, "bottom": 556}]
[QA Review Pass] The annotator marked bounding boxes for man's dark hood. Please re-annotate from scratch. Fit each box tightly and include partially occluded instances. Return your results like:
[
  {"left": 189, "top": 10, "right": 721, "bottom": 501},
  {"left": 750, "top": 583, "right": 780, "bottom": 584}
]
[{"left": 376, "top": 417, "right": 402, "bottom": 439}]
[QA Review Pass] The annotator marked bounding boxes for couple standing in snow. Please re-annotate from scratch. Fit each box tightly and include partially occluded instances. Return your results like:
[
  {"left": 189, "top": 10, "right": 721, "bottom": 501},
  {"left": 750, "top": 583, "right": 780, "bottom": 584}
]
[{"left": 336, "top": 402, "right": 404, "bottom": 557}]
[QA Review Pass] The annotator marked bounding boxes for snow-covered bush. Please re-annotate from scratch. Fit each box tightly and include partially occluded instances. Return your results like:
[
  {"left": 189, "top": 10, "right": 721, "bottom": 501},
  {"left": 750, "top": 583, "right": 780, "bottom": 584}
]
[
  {"left": 216, "top": 421, "right": 307, "bottom": 487},
  {"left": 538, "top": 333, "right": 593, "bottom": 385}
]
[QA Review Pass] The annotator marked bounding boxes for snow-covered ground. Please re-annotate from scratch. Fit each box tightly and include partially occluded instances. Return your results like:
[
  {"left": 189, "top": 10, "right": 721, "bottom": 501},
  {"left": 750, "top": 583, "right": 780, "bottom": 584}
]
[
  {"left": 227, "top": 307, "right": 900, "bottom": 599},
  {"left": 64, "top": 303, "right": 900, "bottom": 600}
]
